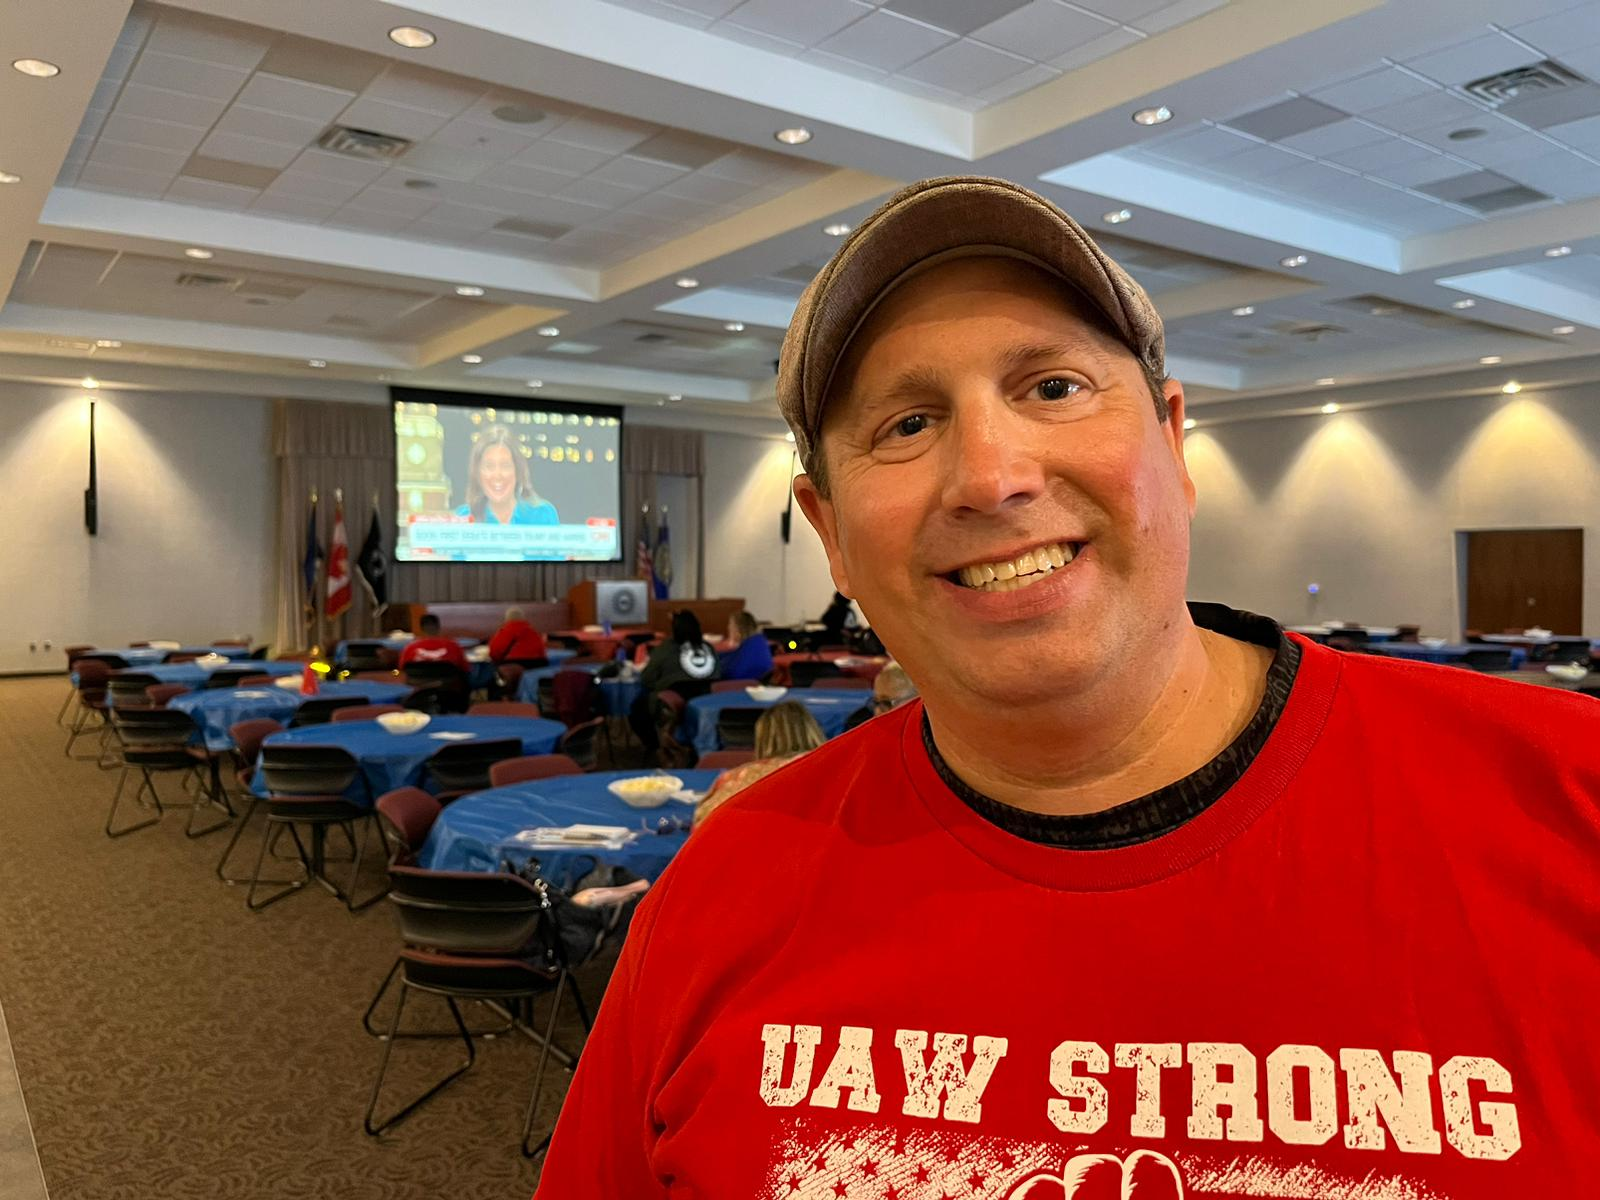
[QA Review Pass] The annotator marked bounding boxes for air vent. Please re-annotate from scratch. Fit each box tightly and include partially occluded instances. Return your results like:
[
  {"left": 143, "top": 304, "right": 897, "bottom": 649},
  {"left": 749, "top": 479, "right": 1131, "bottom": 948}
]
[
  {"left": 1274, "top": 322, "right": 1346, "bottom": 342},
  {"left": 1460, "top": 184, "right": 1550, "bottom": 213},
  {"left": 175, "top": 272, "right": 241, "bottom": 290},
  {"left": 316, "top": 125, "right": 414, "bottom": 160},
  {"left": 493, "top": 216, "right": 570, "bottom": 239},
  {"left": 1462, "top": 60, "right": 1581, "bottom": 107}
]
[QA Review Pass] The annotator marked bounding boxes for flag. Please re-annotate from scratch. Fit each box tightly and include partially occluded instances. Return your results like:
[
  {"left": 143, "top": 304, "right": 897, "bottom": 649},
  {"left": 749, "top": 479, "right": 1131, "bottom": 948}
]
[
  {"left": 326, "top": 496, "right": 352, "bottom": 619},
  {"left": 635, "top": 507, "right": 654, "bottom": 583},
  {"left": 652, "top": 508, "right": 672, "bottom": 600},
  {"left": 356, "top": 509, "right": 388, "bottom": 611},
  {"left": 301, "top": 495, "right": 322, "bottom": 623}
]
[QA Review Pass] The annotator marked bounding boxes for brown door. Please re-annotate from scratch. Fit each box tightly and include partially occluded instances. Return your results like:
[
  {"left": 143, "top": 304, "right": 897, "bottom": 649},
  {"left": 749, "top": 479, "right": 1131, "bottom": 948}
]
[{"left": 1464, "top": 528, "right": 1583, "bottom": 634}]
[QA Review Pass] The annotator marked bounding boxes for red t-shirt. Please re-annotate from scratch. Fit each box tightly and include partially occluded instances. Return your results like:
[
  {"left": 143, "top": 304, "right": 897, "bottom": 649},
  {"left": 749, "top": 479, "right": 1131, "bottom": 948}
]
[
  {"left": 397, "top": 636, "right": 468, "bottom": 672},
  {"left": 535, "top": 638, "right": 1600, "bottom": 1197},
  {"left": 488, "top": 620, "right": 547, "bottom": 663}
]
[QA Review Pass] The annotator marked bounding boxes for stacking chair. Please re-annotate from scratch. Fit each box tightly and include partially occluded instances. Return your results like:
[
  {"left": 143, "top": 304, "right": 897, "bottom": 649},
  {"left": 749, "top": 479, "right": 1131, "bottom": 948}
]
[
  {"left": 249, "top": 744, "right": 382, "bottom": 912},
  {"left": 215, "top": 718, "right": 285, "bottom": 884},
  {"left": 489, "top": 754, "right": 582, "bottom": 786},
  {"left": 697, "top": 749, "right": 755, "bottom": 770},
  {"left": 535, "top": 674, "right": 558, "bottom": 720},
  {"left": 106, "top": 672, "right": 162, "bottom": 710},
  {"left": 424, "top": 738, "right": 522, "bottom": 802},
  {"left": 789, "top": 661, "right": 844, "bottom": 687},
  {"left": 811, "top": 676, "right": 871, "bottom": 690},
  {"left": 374, "top": 787, "right": 443, "bottom": 868},
  {"left": 332, "top": 704, "right": 406, "bottom": 723},
  {"left": 1543, "top": 638, "right": 1592, "bottom": 666},
  {"left": 495, "top": 662, "right": 526, "bottom": 702},
  {"left": 236, "top": 674, "right": 280, "bottom": 686},
  {"left": 343, "top": 641, "right": 390, "bottom": 673},
  {"left": 403, "top": 663, "right": 470, "bottom": 714},
  {"left": 556, "top": 719, "right": 605, "bottom": 771},
  {"left": 715, "top": 706, "right": 764, "bottom": 751},
  {"left": 65, "top": 659, "right": 115, "bottom": 759},
  {"left": 57, "top": 644, "right": 95, "bottom": 725},
  {"left": 145, "top": 683, "right": 190, "bottom": 707},
  {"left": 290, "top": 696, "right": 364, "bottom": 726},
  {"left": 206, "top": 667, "right": 259, "bottom": 689},
  {"left": 711, "top": 679, "right": 762, "bottom": 694},
  {"left": 106, "top": 708, "right": 228, "bottom": 838},
  {"left": 1461, "top": 648, "right": 1515, "bottom": 672},
  {"left": 650, "top": 689, "right": 693, "bottom": 767},
  {"left": 467, "top": 701, "right": 542, "bottom": 718}
]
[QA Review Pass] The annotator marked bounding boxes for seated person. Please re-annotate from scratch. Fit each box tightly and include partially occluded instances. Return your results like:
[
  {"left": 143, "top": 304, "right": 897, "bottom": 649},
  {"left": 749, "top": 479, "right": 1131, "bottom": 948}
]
[
  {"left": 629, "top": 610, "right": 722, "bottom": 751},
  {"left": 843, "top": 661, "right": 918, "bottom": 732},
  {"left": 718, "top": 611, "right": 773, "bottom": 682},
  {"left": 399, "top": 614, "right": 470, "bottom": 673},
  {"left": 488, "top": 606, "right": 549, "bottom": 667},
  {"left": 693, "top": 702, "right": 824, "bottom": 827},
  {"left": 818, "top": 590, "right": 858, "bottom": 644}
]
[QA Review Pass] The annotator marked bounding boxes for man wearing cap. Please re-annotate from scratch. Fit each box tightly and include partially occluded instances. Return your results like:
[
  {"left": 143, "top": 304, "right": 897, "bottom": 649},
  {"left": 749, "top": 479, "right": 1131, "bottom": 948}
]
[{"left": 535, "top": 178, "right": 1598, "bottom": 1197}]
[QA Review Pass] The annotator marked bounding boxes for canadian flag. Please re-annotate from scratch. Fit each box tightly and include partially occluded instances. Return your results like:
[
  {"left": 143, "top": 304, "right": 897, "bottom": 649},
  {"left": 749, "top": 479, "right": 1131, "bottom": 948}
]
[{"left": 326, "top": 495, "right": 352, "bottom": 620}]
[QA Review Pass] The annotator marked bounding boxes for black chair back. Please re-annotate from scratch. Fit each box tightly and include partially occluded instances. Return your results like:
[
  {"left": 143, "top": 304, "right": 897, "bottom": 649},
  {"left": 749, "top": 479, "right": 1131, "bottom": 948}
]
[
  {"left": 259, "top": 744, "right": 363, "bottom": 799},
  {"left": 344, "top": 641, "right": 389, "bottom": 672},
  {"left": 206, "top": 668, "right": 258, "bottom": 689},
  {"left": 1545, "top": 638, "right": 1591, "bottom": 666},
  {"left": 557, "top": 719, "right": 604, "bottom": 770},
  {"left": 425, "top": 738, "right": 522, "bottom": 796},
  {"left": 1462, "top": 648, "right": 1515, "bottom": 672},
  {"left": 77, "top": 652, "right": 130, "bottom": 670},
  {"left": 535, "top": 674, "right": 557, "bottom": 719},
  {"left": 290, "top": 696, "right": 364, "bottom": 726},
  {"left": 715, "top": 706, "right": 764, "bottom": 750},
  {"left": 387, "top": 866, "right": 544, "bottom": 954},
  {"left": 107, "top": 673, "right": 161, "bottom": 707},
  {"left": 788, "top": 661, "right": 843, "bottom": 687},
  {"left": 112, "top": 706, "right": 198, "bottom": 750}
]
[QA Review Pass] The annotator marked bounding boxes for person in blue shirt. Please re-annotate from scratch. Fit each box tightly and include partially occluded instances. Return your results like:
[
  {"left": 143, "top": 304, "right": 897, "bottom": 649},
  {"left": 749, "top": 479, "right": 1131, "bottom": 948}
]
[
  {"left": 718, "top": 610, "right": 773, "bottom": 682},
  {"left": 456, "top": 424, "right": 559, "bottom": 525}
]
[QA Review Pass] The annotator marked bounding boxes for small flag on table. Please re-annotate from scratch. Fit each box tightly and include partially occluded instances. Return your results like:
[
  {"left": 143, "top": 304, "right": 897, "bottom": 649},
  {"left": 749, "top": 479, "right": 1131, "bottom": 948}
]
[
  {"left": 356, "top": 508, "right": 388, "bottom": 612},
  {"left": 326, "top": 495, "right": 352, "bottom": 620}
]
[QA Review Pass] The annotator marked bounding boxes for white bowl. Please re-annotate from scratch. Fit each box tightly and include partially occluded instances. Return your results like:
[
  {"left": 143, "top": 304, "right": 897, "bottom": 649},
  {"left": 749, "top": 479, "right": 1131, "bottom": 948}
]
[
  {"left": 745, "top": 685, "right": 788, "bottom": 702},
  {"left": 607, "top": 774, "right": 683, "bottom": 808},
  {"left": 1420, "top": 637, "right": 1447, "bottom": 648},
  {"left": 376, "top": 711, "right": 430, "bottom": 734},
  {"left": 1546, "top": 663, "right": 1589, "bottom": 681}
]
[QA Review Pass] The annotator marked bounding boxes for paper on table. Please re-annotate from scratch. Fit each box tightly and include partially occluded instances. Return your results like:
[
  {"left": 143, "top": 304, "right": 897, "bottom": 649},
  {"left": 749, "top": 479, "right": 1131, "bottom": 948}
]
[
  {"left": 509, "top": 825, "right": 637, "bottom": 848},
  {"left": 428, "top": 731, "right": 477, "bottom": 740},
  {"left": 670, "top": 789, "right": 704, "bottom": 805}
]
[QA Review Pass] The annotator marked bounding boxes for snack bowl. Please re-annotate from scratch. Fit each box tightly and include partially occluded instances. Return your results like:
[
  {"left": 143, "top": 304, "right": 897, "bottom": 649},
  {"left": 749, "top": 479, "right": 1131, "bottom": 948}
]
[
  {"left": 376, "top": 711, "right": 431, "bottom": 734},
  {"left": 1545, "top": 662, "right": 1589, "bottom": 682},
  {"left": 607, "top": 774, "right": 683, "bottom": 809},
  {"left": 1419, "top": 637, "right": 1448, "bottom": 648},
  {"left": 273, "top": 675, "right": 303, "bottom": 690},
  {"left": 745, "top": 685, "right": 788, "bottom": 702}
]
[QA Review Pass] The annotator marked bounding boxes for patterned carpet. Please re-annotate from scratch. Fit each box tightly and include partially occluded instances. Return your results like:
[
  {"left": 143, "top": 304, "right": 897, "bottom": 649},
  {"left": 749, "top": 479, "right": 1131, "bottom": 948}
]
[{"left": 0, "top": 676, "right": 612, "bottom": 1200}]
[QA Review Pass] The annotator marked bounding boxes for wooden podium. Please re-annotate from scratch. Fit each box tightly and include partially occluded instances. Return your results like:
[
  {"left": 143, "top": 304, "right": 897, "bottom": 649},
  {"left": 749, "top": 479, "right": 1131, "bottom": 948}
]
[{"left": 566, "top": 580, "right": 744, "bottom": 634}]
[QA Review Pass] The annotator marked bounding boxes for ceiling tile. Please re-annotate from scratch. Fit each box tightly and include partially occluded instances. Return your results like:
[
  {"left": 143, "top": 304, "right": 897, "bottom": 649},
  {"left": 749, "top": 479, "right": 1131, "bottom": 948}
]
[
  {"left": 1145, "top": 125, "right": 1256, "bottom": 166},
  {"left": 1375, "top": 154, "right": 1473, "bottom": 187},
  {"left": 720, "top": 0, "right": 867, "bottom": 46},
  {"left": 511, "top": 139, "right": 614, "bottom": 175},
  {"left": 1363, "top": 89, "right": 1482, "bottom": 134},
  {"left": 1225, "top": 96, "right": 1348, "bottom": 141},
  {"left": 143, "top": 10, "right": 272, "bottom": 70},
  {"left": 87, "top": 140, "right": 189, "bottom": 175},
  {"left": 284, "top": 148, "right": 387, "bottom": 185},
  {"left": 1278, "top": 118, "right": 1387, "bottom": 157},
  {"left": 198, "top": 130, "right": 302, "bottom": 169},
  {"left": 249, "top": 193, "right": 340, "bottom": 221},
  {"left": 337, "top": 97, "right": 448, "bottom": 141},
  {"left": 604, "top": 0, "right": 716, "bottom": 28},
  {"left": 1452, "top": 133, "right": 1564, "bottom": 170},
  {"left": 233, "top": 73, "right": 355, "bottom": 122},
  {"left": 659, "top": 171, "right": 760, "bottom": 203},
  {"left": 1216, "top": 142, "right": 1309, "bottom": 178},
  {"left": 590, "top": 154, "right": 688, "bottom": 189},
  {"left": 1325, "top": 137, "right": 1437, "bottom": 173},
  {"left": 1309, "top": 66, "right": 1438, "bottom": 115},
  {"left": 556, "top": 176, "right": 643, "bottom": 207},
  {"left": 348, "top": 186, "right": 439, "bottom": 218},
  {"left": 1073, "top": 0, "right": 1168, "bottom": 21},
  {"left": 264, "top": 171, "right": 367, "bottom": 204},
  {"left": 969, "top": 0, "right": 1117, "bottom": 61},
  {"left": 624, "top": 191, "right": 719, "bottom": 220},
  {"left": 478, "top": 161, "right": 576, "bottom": 193},
  {"left": 101, "top": 112, "right": 208, "bottom": 154},
  {"left": 882, "top": 0, "right": 1031, "bottom": 37},
  {"left": 1548, "top": 111, "right": 1600, "bottom": 151},
  {"left": 109, "top": 82, "right": 230, "bottom": 129},
  {"left": 181, "top": 155, "right": 280, "bottom": 189},
  {"left": 256, "top": 36, "right": 385, "bottom": 94},
  {"left": 327, "top": 208, "right": 416, "bottom": 234},
  {"left": 1134, "top": 0, "right": 1227, "bottom": 35},
  {"left": 814, "top": 9, "right": 955, "bottom": 72},
  {"left": 1506, "top": 149, "right": 1600, "bottom": 199},
  {"left": 76, "top": 162, "right": 172, "bottom": 196},
  {"left": 213, "top": 105, "right": 324, "bottom": 146},
  {"left": 1404, "top": 32, "right": 1543, "bottom": 87},
  {"left": 708, "top": 24, "right": 805, "bottom": 55},
  {"left": 164, "top": 176, "right": 259, "bottom": 209},
  {"left": 898, "top": 37, "right": 1034, "bottom": 92},
  {"left": 798, "top": 47, "right": 890, "bottom": 80},
  {"left": 431, "top": 118, "right": 535, "bottom": 159},
  {"left": 362, "top": 63, "right": 483, "bottom": 117},
  {"left": 547, "top": 114, "right": 657, "bottom": 155},
  {"left": 1511, "top": 6, "right": 1600, "bottom": 57},
  {"left": 415, "top": 200, "right": 504, "bottom": 231},
  {"left": 129, "top": 50, "right": 250, "bottom": 102},
  {"left": 628, "top": 130, "right": 726, "bottom": 170},
  {"left": 973, "top": 62, "right": 1059, "bottom": 105},
  {"left": 395, "top": 144, "right": 496, "bottom": 182},
  {"left": 1050, "top": 26, "right": 1140, "bottom": 69}
]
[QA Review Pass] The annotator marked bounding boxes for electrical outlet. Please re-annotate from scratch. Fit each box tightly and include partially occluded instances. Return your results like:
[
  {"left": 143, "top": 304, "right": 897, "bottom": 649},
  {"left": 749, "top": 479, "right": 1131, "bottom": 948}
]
[
  {"left": 42, "top": 639, "right": 51, "bottom": 650},
  {"left": 29, "top": 641, "right": 37, "bottom": 652}
]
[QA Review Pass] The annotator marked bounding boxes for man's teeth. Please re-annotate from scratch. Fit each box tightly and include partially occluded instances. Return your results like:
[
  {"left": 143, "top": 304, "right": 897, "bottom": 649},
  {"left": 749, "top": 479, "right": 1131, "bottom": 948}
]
[{"left": 957, "top": 542, "right": 1077, "bottom": 591}]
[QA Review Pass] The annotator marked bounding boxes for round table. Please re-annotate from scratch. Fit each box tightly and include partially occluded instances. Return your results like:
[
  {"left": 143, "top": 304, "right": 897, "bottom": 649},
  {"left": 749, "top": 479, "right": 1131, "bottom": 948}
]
[
  {"left": 682, "top": 690, "right": 869, "bottom": 754},
  {"left": 111, "top": 659, "right": 303, "bottom": 700},
  {"left": 84, "top": 644, "right": 254, "bottom": 668},
  {"left": 169, "top": 680, "right": 414, "bottom": 750},
  {"left": 419, "top": 768, "right": 720, "bottom": 887},
  {"left": 251, "top": 715, "right": 566, "bottom": 803}
]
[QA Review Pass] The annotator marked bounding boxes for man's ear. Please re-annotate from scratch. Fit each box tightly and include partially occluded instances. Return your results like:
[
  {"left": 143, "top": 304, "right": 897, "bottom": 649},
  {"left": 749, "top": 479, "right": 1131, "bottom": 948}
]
[
  {"left": 793, "top": 473, "right": 852, "bottom": 598},
  {"left": 1161, "top": 379, "right": 1197, "bottom": 520}
]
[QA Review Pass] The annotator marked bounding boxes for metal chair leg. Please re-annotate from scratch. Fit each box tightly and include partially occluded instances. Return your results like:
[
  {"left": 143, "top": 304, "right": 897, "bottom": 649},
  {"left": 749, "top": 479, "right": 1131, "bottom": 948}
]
[
  {"left": 521, "top": 972, "right": 571, "bottom": 1158},
  {"left": 364, "top": 987, "right": 477, "bottom": 1136},
  {"left": 344, "top": 817, "right": 387, "bottom": 912},
  {"left": 362, "top": 962, "right": 516, "bottom": 1041},
  {"left": 185, "top": 763, "right": 236, "bottom": 839},
  {"left": 105, "top": 766, "right": 161, "bottom": 838},
  {"left": 245, "top": 821, "right": 308, "bottom": 911}
]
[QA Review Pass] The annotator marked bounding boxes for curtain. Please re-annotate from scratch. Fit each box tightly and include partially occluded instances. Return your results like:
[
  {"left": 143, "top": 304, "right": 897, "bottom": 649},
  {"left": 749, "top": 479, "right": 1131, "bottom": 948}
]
[{"left": 273, "top": 399, "right": 703, "bottom": 652}]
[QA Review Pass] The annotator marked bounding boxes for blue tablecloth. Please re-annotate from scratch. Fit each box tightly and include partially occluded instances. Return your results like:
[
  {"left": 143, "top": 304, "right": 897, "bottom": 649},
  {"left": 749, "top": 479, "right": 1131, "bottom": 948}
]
[
  {"left": 683, "top": 690, "right": 868, "bottom": 754},
  {"left": 515, "top": 659, "right": 606, "bottom": 704},
  {"left": 598, "top": 678, "right": 642, "bottom": 716},
  {"left": 251, "top": 715, "right": 565, "bottom": 803},
  {"left": 85, "top": 644, "right": 252, "bottom": 667},
  {"left": 169, "top": 681, "right": 413, "bottom": 751},
  {"left": 110, "top": 659, "right": 302, "bottom": 700},
  {"left": 418, "top": 769, "right": 719, "bottom": 887},
  {"left": 1377, "top": 643, "right": 1528, "bottom": 667}
]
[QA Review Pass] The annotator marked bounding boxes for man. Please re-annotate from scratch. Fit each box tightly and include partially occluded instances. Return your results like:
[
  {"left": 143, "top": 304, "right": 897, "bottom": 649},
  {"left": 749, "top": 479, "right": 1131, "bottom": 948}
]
[
  {"left": 535, "top": 178, "right": 1598, "bottom": 1196},
  {"left": 871, "top": 661, "right": 916, "bottom": 715},
  {"left": 397, "top": 613, "right": 469, "bottom": 673},
  {"left": 487, "top": 606, "right": 549, "bottom": 668}
]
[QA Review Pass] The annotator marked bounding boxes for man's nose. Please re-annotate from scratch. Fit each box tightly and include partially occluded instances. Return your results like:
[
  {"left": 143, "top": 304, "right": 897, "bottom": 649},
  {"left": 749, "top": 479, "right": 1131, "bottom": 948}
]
[{"left": 940, "top": 395, "right": 1048, "bottom": 516}]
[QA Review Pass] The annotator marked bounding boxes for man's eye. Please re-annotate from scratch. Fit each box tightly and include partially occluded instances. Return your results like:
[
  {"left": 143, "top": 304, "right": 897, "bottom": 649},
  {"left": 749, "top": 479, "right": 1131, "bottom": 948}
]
[
  {"left": 892, "top": 414, "right": 928, "bottom": 438},
  {"left": 1034, "top": 377, "right": 1080, "bottom": 401}
]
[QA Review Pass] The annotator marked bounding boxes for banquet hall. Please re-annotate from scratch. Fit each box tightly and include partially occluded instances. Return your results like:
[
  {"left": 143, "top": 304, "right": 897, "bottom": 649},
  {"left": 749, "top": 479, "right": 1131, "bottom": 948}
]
[{"left": 1, "top": 0, "right": 1597, "bottom": 1196}]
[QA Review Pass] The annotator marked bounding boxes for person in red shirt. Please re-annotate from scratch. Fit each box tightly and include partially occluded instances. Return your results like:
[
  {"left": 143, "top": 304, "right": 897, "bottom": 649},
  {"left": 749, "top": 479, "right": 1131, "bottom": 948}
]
[
  {"left": 533, "top": 178, "right": 1600, "bottom": 1197},
  {"left": 397, "top": 614, "right": 469, "bottom": 673},
  {"left": 487, "top": 606, "right": 549, "bottom": 667}
]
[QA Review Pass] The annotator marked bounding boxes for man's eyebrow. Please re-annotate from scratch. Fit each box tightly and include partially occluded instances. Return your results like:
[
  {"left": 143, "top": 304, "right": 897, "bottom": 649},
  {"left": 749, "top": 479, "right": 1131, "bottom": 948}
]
[
  {"left": 994, "top": 340, "right": 1101, "bottom": 376},
  {"left": 847, "top": 340, "right": 1104, "bottom": 418}
]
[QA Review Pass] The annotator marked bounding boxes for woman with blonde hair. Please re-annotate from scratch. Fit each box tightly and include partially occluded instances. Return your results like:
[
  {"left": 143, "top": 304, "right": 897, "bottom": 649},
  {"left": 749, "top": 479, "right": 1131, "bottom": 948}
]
[
  {"left": 693, "top": 701, "right": 825, "bottom": 827},
  {"left": 455, "top": 424, "right": 559, "bottom": 525}
]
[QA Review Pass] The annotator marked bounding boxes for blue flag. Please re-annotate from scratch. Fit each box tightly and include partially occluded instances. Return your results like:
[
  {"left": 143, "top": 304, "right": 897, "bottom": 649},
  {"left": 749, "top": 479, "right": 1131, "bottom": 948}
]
[
  {"left": 652, "top": 509, "right": 672, "bottom": 600},
  {"left": 301, "top": 496, "right": 322, "bottom": 618}
]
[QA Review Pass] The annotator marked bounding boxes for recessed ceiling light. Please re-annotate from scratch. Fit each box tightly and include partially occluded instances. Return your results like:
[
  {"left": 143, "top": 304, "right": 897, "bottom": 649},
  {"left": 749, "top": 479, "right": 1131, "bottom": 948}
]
[
  {"left": 454, "top": 285, "right": 484, "bottom": 297},
  {"left": 1182, "top": 417, "right": 1197, "bottom": 430},
  {"left": 537, "top": 326, "right": 560, "bottom": 337},
  {"left": 674, "top": 276, "right": 699, "bottom": 289},
  {"left": 402, "top": 178, "right": 437, "bottom": 190},
  {"left": 1132, "top": 105, "right": 1172, "bottom": 126},
  {"left": 1501, "top": 380, "right": 1521, "bottom": 394},
  {"left": 1280, "top": 253, "right": 1309, "bottom": 268},
  {"left": 95, "top": 339, "right": 121, "bottom": 348},
  {"left": 1544, "top": 245, "right": 1572, "bottom": 257},
  {"left": 387, "top": 26, "right": 436, "bottom": 49},
  {"left": 785, "top": 431, "right": 796, "bottom": 443},
  {"left": 724, "top": 321, "right": 745, "bottom": 333},
  {"left": 775, "top": 127, "right": 812, "bottom": 145},
  {"left": 492, "top": 103, "right": 547, "bottom": 125},
  {"left": 1451, "top": 298, "right": 1476, "bottom": 309},
  {"left": 1103, "top": 209, "right": 1132, "bottom": 224},
  {"left": 461, "top": 354, "right": 483, "bottom": 364},
  {"left": 526, "top": 379, "right": 543, "bottom": 388},
  {"left": 307, "top": 359, "right": 327, "bottom": 368},
  {"left": 822, "top": 222, "right": 852, "bottom": 236},
  {"left": 655, "top": 398, "right": 667, "bottom": 406},
  {"left": 1552, "top": 324, "right": 1576, "bottom": 335},
  {"left": 1231, "top": 305, "right": 1255, "bottom": 317},
  {"left": 184, "top": 247, "right": 213, "bottom": 260},
  {"left": 81, "top": 377, "right": 98, "bottom": 389},
  {"left": 0, "top": 170, "right": 20, "bottom": 184},
  {"left": 1479, "top": 355, "right": 1502, "bottom": 365},
  {"left": 1447, "top": 127, "right": 1487, "bottom": 141},
  {"left": 667, "top": 393, "right": 682, "bottom": 402},
  {"left": 1316, "top": 377, "right": 1336, "bottom": 386},
  {"left": 1320, "top": 402, "right": 1340, "bottom": 414},
  {"left": 12, "top": 59, "right": 61, "bottom": 78}
]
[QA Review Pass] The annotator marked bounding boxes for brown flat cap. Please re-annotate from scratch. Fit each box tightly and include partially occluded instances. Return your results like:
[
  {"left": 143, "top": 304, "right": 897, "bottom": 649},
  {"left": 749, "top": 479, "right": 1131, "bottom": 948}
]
[{"left": 776, "top": 175, "right": 1166, "bottom": 472}]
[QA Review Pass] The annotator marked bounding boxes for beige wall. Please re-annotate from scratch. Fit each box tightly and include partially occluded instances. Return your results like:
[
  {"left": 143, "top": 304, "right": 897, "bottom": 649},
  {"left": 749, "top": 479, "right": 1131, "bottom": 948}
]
[
  {"left": 1185, "top": 382, "right": 1600, "bottom": 637},
  {"left": 0, "top": 381, "right": 275, "bottom": 673}
]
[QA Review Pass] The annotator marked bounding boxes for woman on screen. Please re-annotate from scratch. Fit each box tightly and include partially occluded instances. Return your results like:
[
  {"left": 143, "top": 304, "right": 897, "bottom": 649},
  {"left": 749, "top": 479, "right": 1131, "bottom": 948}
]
[{"left": 457, "top": 425, "right": 559, "bottom": 525}]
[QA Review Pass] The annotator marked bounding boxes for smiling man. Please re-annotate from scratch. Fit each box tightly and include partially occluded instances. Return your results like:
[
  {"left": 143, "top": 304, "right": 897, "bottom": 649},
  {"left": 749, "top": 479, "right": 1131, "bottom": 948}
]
[{"left": 533, "top": 178, "right": 1599, "bottom": 1198}]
